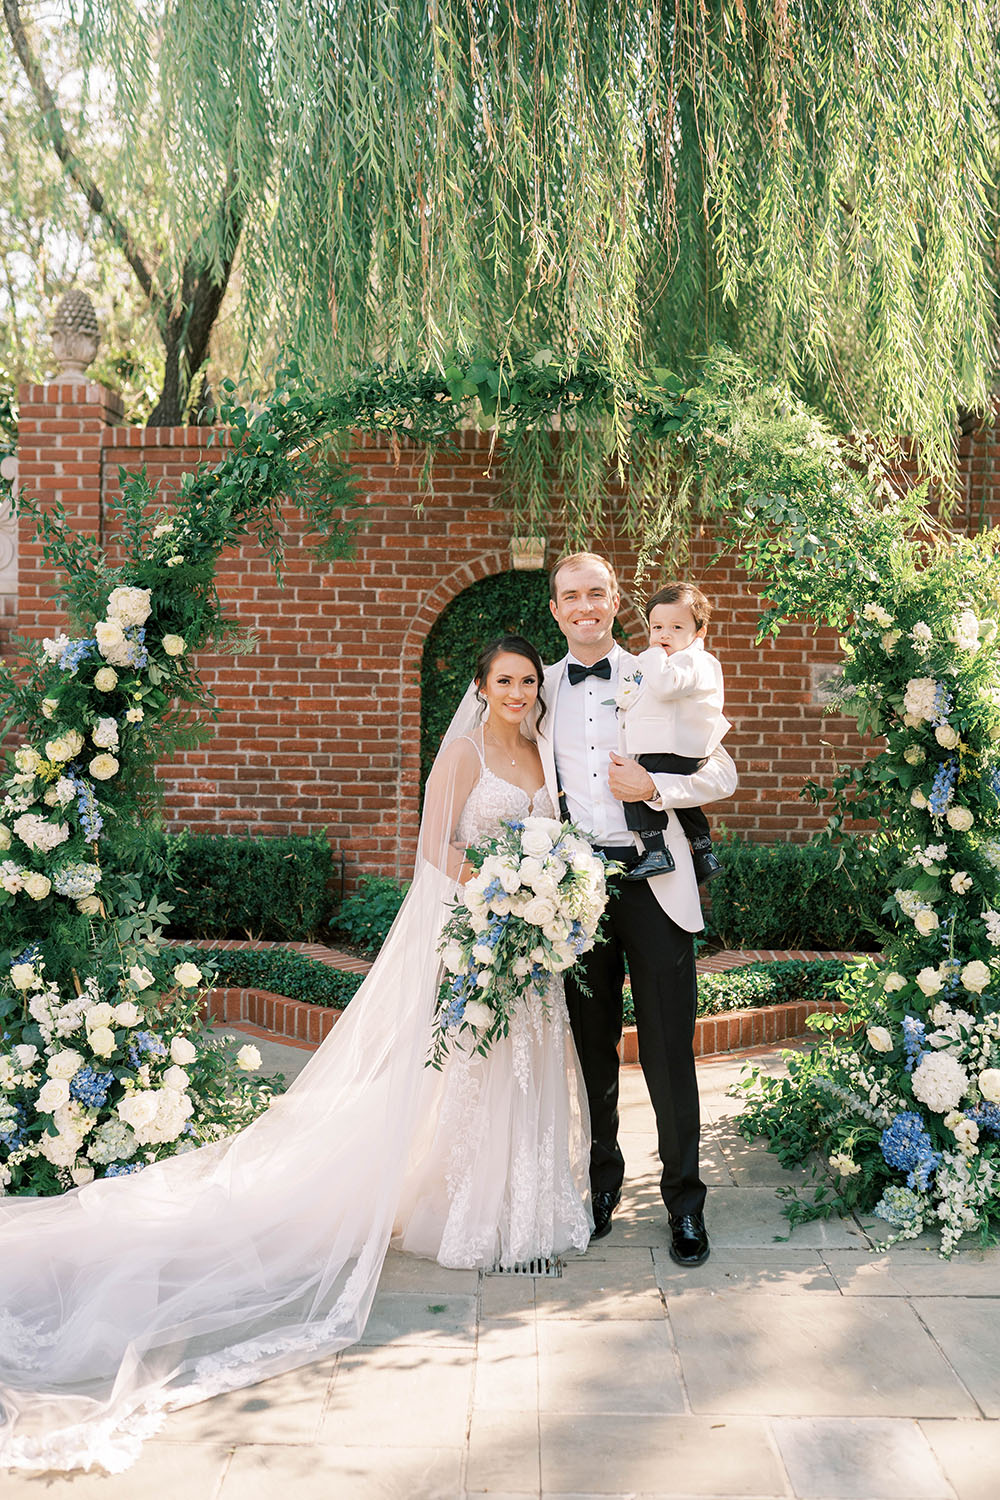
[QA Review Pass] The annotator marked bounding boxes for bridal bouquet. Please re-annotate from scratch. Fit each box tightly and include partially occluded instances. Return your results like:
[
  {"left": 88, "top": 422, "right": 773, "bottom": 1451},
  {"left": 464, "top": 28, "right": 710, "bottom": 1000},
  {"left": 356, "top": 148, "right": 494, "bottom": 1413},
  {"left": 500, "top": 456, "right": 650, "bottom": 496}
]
[{"left": 431, "top": 816, "right": 613, "bottom": 1066}]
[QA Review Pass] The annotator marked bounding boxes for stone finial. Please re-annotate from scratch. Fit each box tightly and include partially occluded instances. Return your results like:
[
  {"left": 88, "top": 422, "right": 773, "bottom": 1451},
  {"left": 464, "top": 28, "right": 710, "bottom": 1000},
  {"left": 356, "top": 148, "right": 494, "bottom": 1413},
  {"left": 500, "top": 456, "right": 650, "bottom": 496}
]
[{"left": 51, "top": 290, "right": 101, "bottom": 382}]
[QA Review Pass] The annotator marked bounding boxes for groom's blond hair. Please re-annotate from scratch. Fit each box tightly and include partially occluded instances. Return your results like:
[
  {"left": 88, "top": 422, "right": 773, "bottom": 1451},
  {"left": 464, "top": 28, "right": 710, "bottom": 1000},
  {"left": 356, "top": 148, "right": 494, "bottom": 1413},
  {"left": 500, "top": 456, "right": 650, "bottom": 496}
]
[{"left": 549, "top": 552, "right": 618, "bottom": 601}]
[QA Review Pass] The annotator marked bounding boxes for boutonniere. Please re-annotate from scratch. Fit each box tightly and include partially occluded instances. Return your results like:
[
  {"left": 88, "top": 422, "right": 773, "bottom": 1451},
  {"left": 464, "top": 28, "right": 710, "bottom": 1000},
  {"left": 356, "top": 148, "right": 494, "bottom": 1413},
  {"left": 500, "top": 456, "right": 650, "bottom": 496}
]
[{"left": 603, "top": 669, "right": 643, "bottom": 712}]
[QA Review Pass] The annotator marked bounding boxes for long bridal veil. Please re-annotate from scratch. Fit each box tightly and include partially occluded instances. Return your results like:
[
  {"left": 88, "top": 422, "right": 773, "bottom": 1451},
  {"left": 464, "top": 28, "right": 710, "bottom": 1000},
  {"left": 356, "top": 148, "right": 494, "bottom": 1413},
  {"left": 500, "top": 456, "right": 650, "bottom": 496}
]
[{"left": 0, "top": 687, "right": 495, "bottom": 1474}]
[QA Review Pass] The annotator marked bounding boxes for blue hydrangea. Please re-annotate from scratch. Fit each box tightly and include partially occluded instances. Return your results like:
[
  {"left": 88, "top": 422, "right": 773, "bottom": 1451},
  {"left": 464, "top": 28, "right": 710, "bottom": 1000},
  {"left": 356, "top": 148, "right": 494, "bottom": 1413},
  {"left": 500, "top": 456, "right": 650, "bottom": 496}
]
[
  {"left": 967, "top": 1103, "right": 1000, "bottom": 1140},
  {"left": 52, "top": 862, "right": 102, "bottom": 898},
  {"left": 69, "top": 1066, "right": 115, "bottom": 1108},
  {"left": 873, "top": 1185, "right": 924, "bottom": 1227},
  {"left": 880, "top": 1112, "right": 934, "bottom": 1172},
  {"left": 104, "top": 1162, "right": 144, "bottom": 1178}
]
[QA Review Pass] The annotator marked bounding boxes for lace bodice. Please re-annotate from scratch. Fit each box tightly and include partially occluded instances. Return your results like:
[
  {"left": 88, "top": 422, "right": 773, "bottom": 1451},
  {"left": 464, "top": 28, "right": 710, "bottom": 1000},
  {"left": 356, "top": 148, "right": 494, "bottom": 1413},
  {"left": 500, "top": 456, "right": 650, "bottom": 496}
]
[{"left": 456, "top": 763, "right": 557, "bottom": 847}]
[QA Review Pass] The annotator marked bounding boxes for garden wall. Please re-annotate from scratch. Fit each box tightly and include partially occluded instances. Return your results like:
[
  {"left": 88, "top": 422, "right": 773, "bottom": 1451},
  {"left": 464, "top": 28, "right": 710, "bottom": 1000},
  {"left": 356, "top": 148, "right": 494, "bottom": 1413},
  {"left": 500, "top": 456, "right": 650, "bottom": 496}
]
[{"left": 8, "top": 378, "right": 1000, "bottom": 884}]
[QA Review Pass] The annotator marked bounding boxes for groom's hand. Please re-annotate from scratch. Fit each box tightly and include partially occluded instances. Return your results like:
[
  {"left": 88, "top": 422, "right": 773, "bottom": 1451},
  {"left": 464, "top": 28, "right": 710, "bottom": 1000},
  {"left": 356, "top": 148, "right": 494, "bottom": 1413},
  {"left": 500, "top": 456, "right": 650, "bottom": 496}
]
[{"left": 607, "top": 751, "right": 657, "bottom": 803}]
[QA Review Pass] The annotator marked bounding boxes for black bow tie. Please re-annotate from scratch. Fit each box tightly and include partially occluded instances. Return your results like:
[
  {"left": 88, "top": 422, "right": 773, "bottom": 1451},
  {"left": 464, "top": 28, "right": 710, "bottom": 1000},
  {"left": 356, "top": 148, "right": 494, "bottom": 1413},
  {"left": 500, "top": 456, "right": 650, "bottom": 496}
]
[{"left": 567, "top": 658, "right": 612, "bottom": 686}]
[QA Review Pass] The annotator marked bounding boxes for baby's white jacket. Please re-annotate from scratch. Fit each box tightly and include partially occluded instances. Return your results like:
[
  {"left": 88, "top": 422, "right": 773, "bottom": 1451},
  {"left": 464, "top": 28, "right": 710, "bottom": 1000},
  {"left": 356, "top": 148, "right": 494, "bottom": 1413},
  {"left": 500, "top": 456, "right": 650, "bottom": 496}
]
[{"left": 616, "top": 638, "right": 730, "bottom": 759}]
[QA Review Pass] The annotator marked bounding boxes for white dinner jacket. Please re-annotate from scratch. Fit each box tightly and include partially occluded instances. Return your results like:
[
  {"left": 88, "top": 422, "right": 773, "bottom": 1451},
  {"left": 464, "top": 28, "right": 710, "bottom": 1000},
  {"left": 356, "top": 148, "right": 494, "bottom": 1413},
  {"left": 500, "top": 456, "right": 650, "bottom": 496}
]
[
  {"left": 538, "top": 652, "right": 738, "bottom": 933},
  {"left": 617, "top": 640, "right": 731, "bottom": 759}
]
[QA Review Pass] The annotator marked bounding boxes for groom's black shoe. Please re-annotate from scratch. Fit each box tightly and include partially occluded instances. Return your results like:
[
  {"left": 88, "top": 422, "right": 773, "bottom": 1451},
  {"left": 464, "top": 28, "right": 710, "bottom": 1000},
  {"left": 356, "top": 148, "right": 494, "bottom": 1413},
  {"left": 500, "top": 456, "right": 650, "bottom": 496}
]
[
  {"left": 668, "top": 1212, "right": 710, "bottom": 1267},
  {"left": 591, "top": 1188, "right": 622, "bottom": 1241}
]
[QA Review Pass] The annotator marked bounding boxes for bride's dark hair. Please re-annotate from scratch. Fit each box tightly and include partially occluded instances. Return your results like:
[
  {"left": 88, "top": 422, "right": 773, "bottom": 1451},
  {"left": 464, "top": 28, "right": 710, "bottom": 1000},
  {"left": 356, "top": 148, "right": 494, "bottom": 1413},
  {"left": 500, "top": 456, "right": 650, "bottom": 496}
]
[{"left": 473, "top": 634, "right": 547, "bottom": 735}]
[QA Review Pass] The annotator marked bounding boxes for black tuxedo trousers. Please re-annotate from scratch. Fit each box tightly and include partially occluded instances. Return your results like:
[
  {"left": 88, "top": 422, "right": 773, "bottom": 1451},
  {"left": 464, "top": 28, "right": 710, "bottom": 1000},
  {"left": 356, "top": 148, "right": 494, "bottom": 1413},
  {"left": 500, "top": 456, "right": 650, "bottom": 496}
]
[{"left": 564, "top": 869, "right": 707, "bottom": 1218}]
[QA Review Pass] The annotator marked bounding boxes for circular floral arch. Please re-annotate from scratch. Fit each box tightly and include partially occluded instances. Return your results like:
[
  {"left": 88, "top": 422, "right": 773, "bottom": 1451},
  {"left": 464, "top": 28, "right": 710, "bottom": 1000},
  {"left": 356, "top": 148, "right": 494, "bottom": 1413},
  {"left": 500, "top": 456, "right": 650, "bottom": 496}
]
[{"left": 2, "top": 353, "right": 1000, "bottom": 1251}]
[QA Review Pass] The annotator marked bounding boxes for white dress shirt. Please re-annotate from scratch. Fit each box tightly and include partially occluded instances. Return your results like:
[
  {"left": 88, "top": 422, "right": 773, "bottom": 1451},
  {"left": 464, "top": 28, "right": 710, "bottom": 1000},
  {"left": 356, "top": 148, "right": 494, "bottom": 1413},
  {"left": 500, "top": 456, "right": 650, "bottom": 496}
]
[{"left": 554, "top": 643, "right": 633, "bottom": 844}]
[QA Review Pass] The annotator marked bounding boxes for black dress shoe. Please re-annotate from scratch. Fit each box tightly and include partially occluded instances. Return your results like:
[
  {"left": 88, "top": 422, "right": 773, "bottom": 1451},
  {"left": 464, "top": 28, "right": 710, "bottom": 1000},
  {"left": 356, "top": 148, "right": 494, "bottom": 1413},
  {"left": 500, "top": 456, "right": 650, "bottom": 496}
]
[
  {"left": 623, "top": 848, "right": 675, "bottom": 881},
  {"left": 668, "top": 1212, "right": 710, "bottom": 1267},
  {"left": 590, "top": 1188, "right": 622, "bottom": 1241},
  {"left": 692, "top": 851, "right": 723, "bottom": 885}
]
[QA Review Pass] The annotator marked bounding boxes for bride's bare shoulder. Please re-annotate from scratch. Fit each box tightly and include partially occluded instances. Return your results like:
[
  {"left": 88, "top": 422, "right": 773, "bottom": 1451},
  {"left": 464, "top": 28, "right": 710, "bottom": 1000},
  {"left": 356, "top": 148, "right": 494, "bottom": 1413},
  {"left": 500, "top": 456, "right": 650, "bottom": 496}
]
[{"left": 430, "top": 735, "right": 482, "bottom": 779}]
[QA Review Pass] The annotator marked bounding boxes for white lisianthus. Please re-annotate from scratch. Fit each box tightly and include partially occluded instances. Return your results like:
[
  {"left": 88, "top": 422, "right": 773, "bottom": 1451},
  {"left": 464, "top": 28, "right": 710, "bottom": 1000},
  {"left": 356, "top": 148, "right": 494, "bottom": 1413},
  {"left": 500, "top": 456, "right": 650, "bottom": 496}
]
[
  {"left": 862, "top": 603, "right": 894, "bottom": 628},
  {"left": 236, "top": 1045, "right": 262, "bottom": 1071},
  {"left": 440, "top": 942, "right": 465, "bottom": 974},
  {"left": 46, "top": 1049, "right": 83, "bottom": 1080},
  {"left": 914, "top": 909, "right": 940, "bottom": 936},
  {"left": 915, "top": 966, "right": 945, "bottom": 997},
  {"left": 960, "top": 960, "right": 991, "bottom": 995},
  {"left": 911, "top": 1052, "right": 968, "bottom": 1113},
  {"left": 166, "top": 555, "right": 185, "bottom": 568},
  {"left": 152, "top": 520, "right": 174, "bottom": 538},
  {"left": 173, "top": 962, "right": 203, "bottom": 988},
  {"left": 882, "top": 971, "right": 907, "bottom": 992},
  {"left": 89, "top": 753, "right": 120, "bottom": 780},
  {"left": 126, "top": 705, "right": 145, "bottom": 723},
  {"left": 944, "top": 1112, "right": 979, "bottom": 1152},
  {"left": 88, "top": 1026, "right": 116, "bottom": 1058},
  {"left": 36, "top": 1076, "right": 71, "bottom": 1112},
  {"left": 24, "top": 873, "right": 52, "bottom": 901},
  {"left": 829, "top": 1152, "right": 861, "bottom": 1177},
  {"left": 170, "top": 1035, "right": 198, "bottom": 1065},
  {"left": 945, "top": 805, "right": 973, "bottom": 832},
  {"left": 93, "top": 667, "right": 119, "bottom": 692},
  {"left": 951, "top": 872, "right": 973, "bottom": 895},
  {"left": 462, "top": 1000, "right": 493, "bottom": 1029},
  {"left": 92, "top": 717, "right": 120, "bottom": 750},
  {"left": 881, "top": 630, "right": 901, "bottom": 654},
  {"left": 13, "top": 1043, "right": 38, "bottom": 1069},
  {"left": 910, "top": 788, "right": 929, "bottom": 810},
  {"left": 10, "top": 963, "right": 36, "bottom": 990},
  {"left": 161, "top": 634, "right": 186, "bottom": 657},
  {"left": 472, "top": 944, "right": 496, "bottom": 966},
  {"left": 935, "top": 724, "right": 961, "bottom": 750},
  {"left": 162, "top": 1065, "right": 190, "bottom": 1092},
  {"left": 106, "top": 586, "right": 152, "bottom": 628},
  {"left": 903, "top": 745, "right": 925, "bottom": 765},
  {"left": 867, "top": 1027, "right": 893, "bottom": 1053},
  {"left": 40, "top": 697, "right": 60, "bottom": 718},
  {"left": 978, "top": 1069, "right": 1000, "bottom": 1105},
  {"left": 0, "top": 866, "right": 24, "bottom": 894},
  {"left": 129, "top": 965, "right": 156, "bottom": 990}
]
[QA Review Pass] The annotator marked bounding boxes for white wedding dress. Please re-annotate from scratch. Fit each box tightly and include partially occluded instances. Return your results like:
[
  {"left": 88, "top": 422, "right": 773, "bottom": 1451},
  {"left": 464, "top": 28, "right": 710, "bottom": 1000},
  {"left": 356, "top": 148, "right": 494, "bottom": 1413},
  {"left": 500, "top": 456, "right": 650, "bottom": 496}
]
[{"left": 0, "top": 743, "right": 592, "bottom": 1474}]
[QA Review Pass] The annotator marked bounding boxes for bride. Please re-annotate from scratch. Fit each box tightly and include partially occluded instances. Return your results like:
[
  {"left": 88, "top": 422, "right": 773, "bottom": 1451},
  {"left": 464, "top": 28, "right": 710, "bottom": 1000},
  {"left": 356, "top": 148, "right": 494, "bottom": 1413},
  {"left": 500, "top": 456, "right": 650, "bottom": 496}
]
[{"left": 0, "top": 634, "right": 593, "bottom": 1474}]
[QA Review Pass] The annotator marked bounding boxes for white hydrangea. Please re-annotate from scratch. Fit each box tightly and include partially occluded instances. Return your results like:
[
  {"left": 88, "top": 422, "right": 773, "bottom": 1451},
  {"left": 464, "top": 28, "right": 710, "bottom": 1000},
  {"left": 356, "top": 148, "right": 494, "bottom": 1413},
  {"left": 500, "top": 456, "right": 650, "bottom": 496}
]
[
  {"left": 106, "top": 586, "right": 152, "bottom": 628},
  {"left": 947, "top": 610, "right": 980, "bottom": 652},
  {"left": 909, "top": 621, "right": 933, "bottom": 654},
  {"left": 982, "top": 910, "right": 1000, "bottom": 946},
  {"left": 902, "top": 677, "right": 938, "bottom": 722},
  {"left": 91, "top": 717, "right": 120, "bottom": 750},
  {"left": 12, "top": 813, "right": 70, "bottom": 853},
  {"left": 911, "top": 1052, "right": 969, "bottom": 1113},
  {"left": 903, "top": 745, "right": 926, "bottom": 765}
]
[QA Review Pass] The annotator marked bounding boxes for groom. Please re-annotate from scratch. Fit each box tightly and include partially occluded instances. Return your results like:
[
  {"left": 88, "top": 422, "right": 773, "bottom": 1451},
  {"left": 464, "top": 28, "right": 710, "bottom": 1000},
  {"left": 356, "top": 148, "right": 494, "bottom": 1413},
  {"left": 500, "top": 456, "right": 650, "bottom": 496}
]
[{"left": 536, "top": 552, "right": 738, "bottom": 1266}]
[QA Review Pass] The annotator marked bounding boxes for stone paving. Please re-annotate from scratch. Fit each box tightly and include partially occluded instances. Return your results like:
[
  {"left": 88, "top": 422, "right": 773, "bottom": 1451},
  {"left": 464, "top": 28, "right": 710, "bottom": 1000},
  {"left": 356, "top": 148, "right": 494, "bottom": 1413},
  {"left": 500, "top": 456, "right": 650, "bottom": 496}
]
[{"left": 7, "top": 1037, "right": 999, "bottom": 1500}]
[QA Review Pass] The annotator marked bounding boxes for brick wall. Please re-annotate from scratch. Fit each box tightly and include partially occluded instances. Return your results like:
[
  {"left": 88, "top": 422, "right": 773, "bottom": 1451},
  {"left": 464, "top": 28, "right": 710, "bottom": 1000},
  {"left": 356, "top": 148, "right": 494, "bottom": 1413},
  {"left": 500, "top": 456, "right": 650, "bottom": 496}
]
[{"left": 10, "top": 380, "right": 1000, "bottom": 885}]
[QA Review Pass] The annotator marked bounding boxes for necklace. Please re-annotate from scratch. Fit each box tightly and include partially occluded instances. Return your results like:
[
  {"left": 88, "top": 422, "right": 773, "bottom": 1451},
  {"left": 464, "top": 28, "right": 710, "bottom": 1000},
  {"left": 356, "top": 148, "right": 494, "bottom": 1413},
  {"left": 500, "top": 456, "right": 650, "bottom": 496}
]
[{"left": 486, "top": 731, "right": 517, "bottom": 767}]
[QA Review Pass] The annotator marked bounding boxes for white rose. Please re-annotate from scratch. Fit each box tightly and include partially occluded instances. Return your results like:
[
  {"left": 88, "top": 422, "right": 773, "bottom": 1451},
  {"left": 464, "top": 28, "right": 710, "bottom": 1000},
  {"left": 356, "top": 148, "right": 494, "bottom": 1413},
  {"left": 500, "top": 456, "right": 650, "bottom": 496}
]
[
  {"left": 882, "top": 971, "right": 907, "bottom": 992},
  {"left": 161, "top": 634, "right": 186, "bottom": 657},
  {"left": 93, "top": 668, "right": 119, "bottom": 692},
  {"left": 472, "top": 944, "right": 495, "bottom": 966},
  {"left": 162, "top": 1065, "right": 190, "bottom": 1091},
  {"left": 0, "top": 826, "right": 9, "bottom": 851},
  {"left": 521, "top": 895, "right": 558, "bottom": 926},
  {"left": 977, "top": 1068, "right": 1000, "bottom": 1104},
  {"left": 129, "top": 965, "right": 156, "bottom": 990},
  {"left": 89, "top": 754, "right": 120, "bottom": 780},
  {"left": 10, "top": 963, "right": 36, "bottom": 990},
  {"left": 910, "top": 788, "right": 928, "bottom": 810},
  {"left": 113, "top": 1001, "right": 141, "bottom": 1027},
  {"left": 512, "top": 956, "right": 531, "bottom": 979},
  {"left": 440, "top": 942, "right": 465, "bottom": 974},
  {"left": 94, "top": 619, "right": 129, "bottom": 664},
  {"left": 946, "top": 805, "right": 973, "bottom": 832},
  {"left": 496, "top": 861, "right": 522, "bottom": 894},
  {"left": 13, "top": 1043, "right": 38, "bottom": 1069},
  {"left": 77, "top": 894, "right": 102, "bottom": 916},
  {"left": 88, "top": 1026, "right": 116, "bottom": 1057},
  {"left": 960, "top": 960, "right": 992, "bottom": 995},
  {"left": 867, "top": 1027, "right": 893, "bottom": 1053},
  {"left": 935, "top": 724, "right": 961, "bottom": 749},
  {"left": 91, "top": 717, "right": 120, "bottom": 750},
  {"left": 475, "top": 970, "right": 492, "bottom": 989},
  {"left": 14, "top": 746, "right": 42, "bottom": 773},
  {"left": 236, "top": 1044, "right": 261, "bottom": 1071},
  {"left": 915, "top": 966, "right": 945, "bottom": 997},
  {"left": 169, "top": 1036, "right": 198, "bottom": 1065},
  {"left": 71, "top": 1165, "right": 95, "bottom": 1185},
  {"left": 86, "top": 1002, "right": 115, "bottom": 1029},
  {"left": 24, "top": 873, "right": 52, "bottom": 901},
  {"left": 903, "top": 745, "right": 926, "bottom": 765},
  {"left": 36, "top": 1076, "right": 71, "bottom": 1112},
  {"left": 106, "top": 586, "right": 152, "bottom": 628},
  {"left": 173, "top": 962, "right": 203, "bottom": 988},
  {"left": 46, "top": 1049, "right": 83, "bottom": 1080},
  {"left": 520, "top": 825, "right": 554, "bottom": 859},
  {"left": 914, "top": 909, "right": 940, "bottom": 936},
  {"left": 462, "top": 1000, "right": 493, "bottom": 1029},
  {"left": 40, "top": 697, "right": 60, "bottom": 718},
  {"left": 118, "top": 1090, "right": 160, "bottom": 1129}
]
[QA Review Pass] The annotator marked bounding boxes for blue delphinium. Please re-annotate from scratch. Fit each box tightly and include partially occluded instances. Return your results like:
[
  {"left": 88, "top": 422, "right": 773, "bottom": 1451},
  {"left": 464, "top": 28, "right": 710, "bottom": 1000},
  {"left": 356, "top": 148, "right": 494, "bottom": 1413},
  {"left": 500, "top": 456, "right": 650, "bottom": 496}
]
[
  {"left": 932, "top": 683, "right": 954, "bottom": 725},
  {"left": 901, "top": 1016, "right": 926, "bottom": 1072},
  {"left": 58, "top": 638, "right": 95, "bottom": 674},
  {"left": 69, "top": 1066, "right": 116, "bottom": 1108},
  {"left": 68, "top": 770, "right": 104, "bottom": 840},
  {"left": 127, "top": 1030, "right": 168, "bottom": 1068},
  {"left": 967, "top": 1103, "right": 1000, "bottom": 1140},
  {"left": 928, "top": 758, "right": 957, "bottom": 816}
]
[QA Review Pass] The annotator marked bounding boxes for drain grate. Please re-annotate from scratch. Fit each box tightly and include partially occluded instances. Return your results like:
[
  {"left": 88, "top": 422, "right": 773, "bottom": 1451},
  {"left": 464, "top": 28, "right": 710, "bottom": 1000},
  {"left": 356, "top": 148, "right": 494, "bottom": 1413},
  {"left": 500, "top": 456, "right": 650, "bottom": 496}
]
[{"left": 486, "top": 1256, "right": 563, "bottom": 1277}]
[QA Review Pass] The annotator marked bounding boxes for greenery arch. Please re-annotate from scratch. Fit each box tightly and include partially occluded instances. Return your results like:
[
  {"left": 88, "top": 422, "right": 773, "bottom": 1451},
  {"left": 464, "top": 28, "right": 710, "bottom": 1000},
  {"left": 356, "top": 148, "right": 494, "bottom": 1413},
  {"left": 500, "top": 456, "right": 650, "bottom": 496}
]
[{"left": 2, "top": 349, "right": 1000, "bottom": 1252}]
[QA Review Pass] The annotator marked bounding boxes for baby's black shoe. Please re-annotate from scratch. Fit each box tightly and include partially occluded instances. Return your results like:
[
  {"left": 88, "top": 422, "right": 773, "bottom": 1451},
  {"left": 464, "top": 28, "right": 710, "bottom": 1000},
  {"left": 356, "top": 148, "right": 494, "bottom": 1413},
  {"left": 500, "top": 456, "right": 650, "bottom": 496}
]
[{"left": 623, "top": 848, "right": 676, "bottom": 881}]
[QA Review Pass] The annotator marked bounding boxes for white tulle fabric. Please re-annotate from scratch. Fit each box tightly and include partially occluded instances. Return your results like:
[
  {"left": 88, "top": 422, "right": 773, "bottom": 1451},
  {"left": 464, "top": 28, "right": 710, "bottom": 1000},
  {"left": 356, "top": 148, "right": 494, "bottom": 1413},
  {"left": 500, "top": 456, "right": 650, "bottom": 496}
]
[{"left": 0, "top": 716, "right": 591, "bottom": 1474}]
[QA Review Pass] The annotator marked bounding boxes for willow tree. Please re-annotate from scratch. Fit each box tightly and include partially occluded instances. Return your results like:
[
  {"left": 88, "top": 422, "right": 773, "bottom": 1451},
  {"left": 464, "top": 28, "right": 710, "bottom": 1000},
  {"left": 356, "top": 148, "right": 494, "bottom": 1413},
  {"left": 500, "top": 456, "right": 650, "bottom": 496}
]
[{"left": 4, "top": 1, "right": 996, "bottom": 471}]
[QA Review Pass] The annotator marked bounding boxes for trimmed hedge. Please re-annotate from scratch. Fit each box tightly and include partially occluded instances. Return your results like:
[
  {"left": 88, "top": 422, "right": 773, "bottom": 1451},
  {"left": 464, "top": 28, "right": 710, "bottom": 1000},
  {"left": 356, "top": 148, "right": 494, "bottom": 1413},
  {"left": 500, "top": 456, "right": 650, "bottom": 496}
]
[
  {"left": 330, "top": 875, "right": 409, "bottom": 955},
  {"left": 197, "top": 946, "right": 365, "bottom": 1008},
  {"left": 706, "top": 838, "right": 893, "bottom": 951},
  {"left": 138, "top": 831, "right": 337, "bottom": 940},
  {"left": 623, "top": 957, "right": 852, "bottom": 1026}
]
